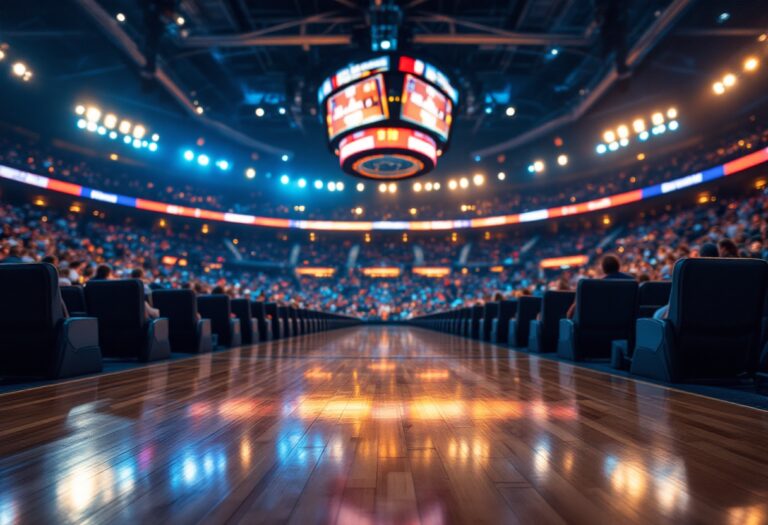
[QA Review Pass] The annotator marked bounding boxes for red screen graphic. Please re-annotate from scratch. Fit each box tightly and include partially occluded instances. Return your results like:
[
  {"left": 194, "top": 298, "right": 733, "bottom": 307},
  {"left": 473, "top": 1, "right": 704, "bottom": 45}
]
[
  {"left": 400, "top": 74, "right": 453, "bottom": 140},
  {"left": 326, "top": 74, "right": 389, "bottom": 140}
]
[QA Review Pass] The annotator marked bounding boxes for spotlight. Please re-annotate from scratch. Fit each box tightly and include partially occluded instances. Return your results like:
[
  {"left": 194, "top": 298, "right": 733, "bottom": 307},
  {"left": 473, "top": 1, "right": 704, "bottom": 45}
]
[
  {"left": 354, "top": 207, "right": 363, "bottom": 215},
  {"left": 278, "top": 107, "right": 286, "bottom": 115},
  {"left": 388, "top": 183, "right": 397, "bottom": 194},
  {"left": 197, "top": 154, "right": 210, "bottom": 166},
  {"left": 472, "top": 174, "right": 485, "bottom": 186},
  {"left": 86, "top": 121, "right": 97, "bottom": 132},
  {"left": 632, "top": 119, "right": 646, "bottom": 133},
  {"left": 337, "top": 181, "right": 345, "bottom": 191},
  {"left": 497, "top": 171, "right": 506, "bottom": 180},
  {"left": 280, "top": 174, "right": 290, "bottom": 184},
  {"left": 103, "top": 114, "right": 117, "bottom": 129},
  {"left": 712, "top": 81, "right": 725, "bottom": 95},
  {"left": 717, "top": 12, "right": 730, "bottom": 23},
  {"left": 216, "top": 160, "right": 230, "bottom": 171},
  {"left": 378, "top": 183, "right": 387, "bottom": 193},
  {"left": 255, "top": 107, "right": 265, "bottom": 117},
  {"left": 118, "top": 120, "right": 132, "bottom": 134},
  {"left": 668, "top": 120, "right": 679, "bottom": 131},
  {"left": 151, "top": 133, "right": 160, "bottom": 142},
  {"left": 183, "top": 150, "right": 195, "bottom": 161},
  {"left": 619, "top": 138, "right": 629, "bottom": 147},
  {"left": 413, "top": 182, "right": 422, "bottom": 192},
  {"left": 116, "top": 12, "right": 126, "bottom": 22},
  {"left": 132, "top": 139, "right": 142, "bottom": 149},
  {"left": 651, "top": 112, "right": 664, "bottom": 126},
  {"left": 195, "top": 106, "right": 204, "bottom": 115},
  {"left": 459, "top": 177, "right": 469, "bottom": 189},
  {"left": 132, "top": 125, "right": 146, "bottom": 139},
  {"left": 356, "top": 182, "right": 365, "bottom": 192},
  {"left": 281, "top": 154, "right": 289, "bottom": 162},
  {"left": 148, "top": 142, "right": 158, "bottom": 152},
  {"left": 666, "top": 107, "right": 678, "bottom": 119},
  {"left": 448, "top": 179, "right": 458, "bottom": 190},
  {"left": 298, "top": 178, "right": 307, "bottom": 188},
  {"left": 108, "top": 131, "right": 118, "bottom": 140},
  {"left": 75, "top": 105, "right": 86, "bottom": 115},
  {"left": 550, "top": 48, "right": 559, "bottom": 56},
  {"left": 484, "top": 106, "right": 493, "bottom": 115},
  {"left": 245, "top": 168, "right": 256, "bottom": 179},
  {"left": 76, "top": 119, "right": 87, "bottom": 129},
  {"left": 557, "top": 154, "right": 568, "bottom": 166},
  {"left": 596, "top": 144, "right": 607, "bottom": 155},
  {"left": 176, "top": 16, "right": 185, "bottom": 26},
  {"left": 505, "top": 106, "right": 516, "bottom": 117},
  {"left": 0, "top": 50, "right": 5, "bottom": 61},
  {"left": 328, "top": 181, "right": 337, "bottom": 192},
  {"left": 314, "top": 180, "right": 323, "bottom": 189},
  {"left": 433, "top": 182, "right": 441, "bottom": 190},
  {"left": 97, "top": 126, "right": 107, "bottom": 135},
  {"left": 608, "top": 141, "right": 619, "bottom": 151},
  {"left": 603, "top": 130, "right": 616, "bottom": 143},
  {"left": 85, "top": 106, "right": 102, "bottom": 122},
  {"left": 616, "top": 125, "right": 629, "bottom": 139},
  {"left": 533, "top": 160, "right": 545, "bottom": 173},
  {"left": 722, "top": 73, "right": 736, "bottom": 87},
  {"left": 123, "top": 136, "right": 132, "bottom": 144}
]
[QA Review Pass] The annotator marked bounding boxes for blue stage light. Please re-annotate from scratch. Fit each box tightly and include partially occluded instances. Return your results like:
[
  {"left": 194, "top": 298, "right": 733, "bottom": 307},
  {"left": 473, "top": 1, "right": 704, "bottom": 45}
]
[
  {"left": 550, "top": 48, "right": 559, "bottom": 56},
  {"left": 280, "top": 174, "right": 290, "bottom": 185},
  {"left": 132, "top": 139, "right": 142, "bottom": 149},
  {"left": 278, "top": 107, "right": 286, "bottom": 115},
  {"left": 183, "top": 150, "right": 195, "bottom": 161},
  {"left": 281, "top": 154, "right": 289, "bottom": 162},
  {"left": 108, "top": 131, "right": 118, "bottom": 140},
  {"left": 668, "top": 120, "right": 679, "bottom": 131},
  {"left": 608, "top": 141, "right": 619, "bottom": 151},
  {"left": 297, "top": 178, "right": 307, "bottom": 188},
  {"left": 527, "top": 164, "right": 535, "bottom": 173},
  {"left": 123, "top": 136, "right": 132, "bottom": 144},
  {"left": 76, "top": 119, "right": 87, "bottom": 129},
  {"left": 596, "top": 144, "right": 607, "bottom": 155},
  {"left": 336, "top": 181, "right": 345, "bottom": 191},
  {"left": 327, "top": 181, "right": 337, "bottom": 192},
  {"left": 638, "top": 131, "right": 650, "bottom": 141},
  {"left": 314, "top": 180, "right": 323, "bottom": 189},
  {"left": 484, "top": 106, "right": 493, "bottom": 115},
  {"left": 86, "top": 122, "right": 98, "bottom": 132},
  {"left": 197, "top": 154, "right": 210, "bottom": 166},
  {"left": 216, "top": 160, "right": 230, "bottom": 171},
  {"left": 97, "top": 126, "right": 107, "bottom": 135},
  {"left": 148, "top": 142, "right": 158, "bottom": 152}
]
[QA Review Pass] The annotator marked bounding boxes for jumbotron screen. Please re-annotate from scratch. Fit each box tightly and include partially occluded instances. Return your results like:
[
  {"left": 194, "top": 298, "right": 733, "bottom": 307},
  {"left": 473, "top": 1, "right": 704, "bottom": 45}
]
[
  {"left": 326, "top": 74, "right": 389, "bottom": 141},
  {"left": 400, "top": 74, "right": 453, "bottom": 141}
]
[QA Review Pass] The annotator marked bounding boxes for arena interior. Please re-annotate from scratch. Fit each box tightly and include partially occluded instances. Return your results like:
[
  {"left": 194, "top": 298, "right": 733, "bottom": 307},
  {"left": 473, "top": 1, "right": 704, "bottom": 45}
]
[{"left": 2, "top": 1, "right": 768, "bottom": 523}]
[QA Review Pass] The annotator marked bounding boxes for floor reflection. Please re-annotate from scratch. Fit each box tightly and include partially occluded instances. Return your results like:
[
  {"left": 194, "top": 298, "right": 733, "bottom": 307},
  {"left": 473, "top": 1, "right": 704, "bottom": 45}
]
[{"left": 0, "top": 326, "right": 767, "bottom": 523}]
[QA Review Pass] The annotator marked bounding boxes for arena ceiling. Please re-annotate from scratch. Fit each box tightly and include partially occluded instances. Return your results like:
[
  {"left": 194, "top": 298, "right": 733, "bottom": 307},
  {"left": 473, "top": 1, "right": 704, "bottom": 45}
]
[{"left": 2, "top": 1, "right": 768, "bottom": 178}]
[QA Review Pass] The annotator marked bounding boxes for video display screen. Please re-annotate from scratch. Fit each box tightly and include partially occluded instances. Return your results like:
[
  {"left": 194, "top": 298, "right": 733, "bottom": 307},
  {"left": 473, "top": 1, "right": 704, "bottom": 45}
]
[
  {"left": 326, "top": 74, "right": 389, "bottom": 140},
  {"left": 400, "top": 74, "right": 453, "bottom": 140}
]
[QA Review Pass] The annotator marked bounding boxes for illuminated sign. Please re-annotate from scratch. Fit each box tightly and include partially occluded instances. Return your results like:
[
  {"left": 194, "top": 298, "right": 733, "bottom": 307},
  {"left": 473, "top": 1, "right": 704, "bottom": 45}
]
[
  {"left": 295, "top": 267, "right": 337, "bottom": 278},
  {"left": 326, "top": 74, "right": 389, "bottom": 140},
  {"left": 398, "top": 56, "right": 458, "bottom": 104},
  {"left": 539, "top": 255, "right": 590, "bottom": 269},
  {"left": 401, "top": 74, "right": 453, "bottom": 140},
  {"left": 361, "top": 267, "right": 402, "bottom": 278},
  {"left": 317, "top": 56, "right": 390, "bottom": 104},
  {"left": 412, "top": 266, "right": 451, "bottom": 277},
  {"left": 338, "top": 127, "right": 437, "bottom": 179}
]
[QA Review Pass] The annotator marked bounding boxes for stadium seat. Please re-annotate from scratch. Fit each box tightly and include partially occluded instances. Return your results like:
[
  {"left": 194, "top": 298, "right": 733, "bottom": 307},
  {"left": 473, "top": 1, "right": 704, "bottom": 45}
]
[
  {"left": 637, "top": 280, "right": 672, "bottom": 318},
  {"left": 558, "top": 279, "right": 638, "bottom": 361},
  {"left": 508, "top": 296, "right": 542, "bottom": 348},
  {"left": 197, "top": 294, "right": 242, "bottom": 348},
  {"left": 85, "top": 279, "right": 171, "bottom": 362},
  {"left": 469, "top": 305, "right": 484, "bottom": 339},
  {"left": 478, "top": 302, "right": 499, "bottom": 341},
  {"left": 278, "top": 306, "right": 293, "bottom": 337},
  {"left": 528, "top": 291, "right": 574, "bottom": 353},
  {"left": 60, "top": 285, "right": 87, "bottom": 317},
  {"left": 631, "top": 258, "right": 768, "bottom": 382},
  {"left": 0, "top": 263, "right": 102, "bottom": 378},
  {"left": 265, "top": 303, "right": 283, "bottom": 339},
  {"left": 251, "top": 301, "right": 273, "bottom": 341},
  {"left": 490, "top": 300, "right": 517, "bottom": 344},
  {"left": 152, "top": 289, "right": 213, "bottom": 354},
  {"left": 231, "top": 298, "right": 259, "bottom": 345}
]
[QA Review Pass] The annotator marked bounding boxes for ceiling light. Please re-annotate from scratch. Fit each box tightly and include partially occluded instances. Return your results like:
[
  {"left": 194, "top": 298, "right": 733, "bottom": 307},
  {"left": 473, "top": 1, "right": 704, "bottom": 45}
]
[
  {"left": 603, "top": 130, "right": 616, "bottom": 143},
  {"left": 413, "top": 182, "right": 422, "bottom": 192},
  {"left": 116, "top": 12, "right": 126, "bottom": 22},
  {"left": 497, "top": 171, "right": 506, "bottom": 180},
  {"left": 712, "top": 81, "right": 725, "bottom": 95},
  {"left": 255, "top": 107, "right": 265, "bottom": 117},
  {"left": 505, "top": 106, "right": 516, "bottom": 117},
  {"left": 459, "top": 177, "right": 469, "bottom": 189},
  {"left": 722, "top": 73, "right": 736, "bottom": 87},
  {"left": 744, "top": 56, "right": 759, "bottom": 72},
  {"left": 557, "top": 154, "right": 568, "bottom": 166}
]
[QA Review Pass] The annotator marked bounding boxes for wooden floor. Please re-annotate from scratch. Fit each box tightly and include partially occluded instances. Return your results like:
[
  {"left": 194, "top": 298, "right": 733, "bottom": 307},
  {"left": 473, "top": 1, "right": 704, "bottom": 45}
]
[{"left": 1, "top": 326, "right": 768, "bottom": 524}]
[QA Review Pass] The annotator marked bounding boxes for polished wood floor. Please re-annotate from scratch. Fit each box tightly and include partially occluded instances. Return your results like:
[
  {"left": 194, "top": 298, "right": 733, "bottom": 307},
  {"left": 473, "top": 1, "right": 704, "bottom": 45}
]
[{"left": 1, "top": 326, "right": 768, "bottom": 524}]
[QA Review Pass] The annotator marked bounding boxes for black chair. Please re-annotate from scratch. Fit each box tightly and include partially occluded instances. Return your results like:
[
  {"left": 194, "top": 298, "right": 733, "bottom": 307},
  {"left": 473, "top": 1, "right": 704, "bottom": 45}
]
[
  {"left": 85, "top": 279, "right": 171, "bottom": 362},
  {"left": 490, "top": 300, "right": 517, "bottom": 344},
  {"left": 251, "top": 301, "right": 273, "bottom": 341},
  {"left": 197, "top": 294, "right": 241, "bottom": 348},
  {"left": 528, "top": 291, "right": 574, "bottom": 353},
  {"left": 231, "top": 299, "right": 259, "bottom": 345},
  {"left": 265, "top": 303, "right": 282, "bottom": 339},
  {"left": 558, "top": 279, "right": 638, "bottom": 361},
  {"left": 478, "top": 302, "right": 499, "bottom": 342},
  {"left": 637, "top": 281, "right": 672, "bottom": 318},
  {"left": 278, "top": 306, "right": 293, "bottom": 338},
  {"left": 631, "top": 258, "right": 768, "bottom": 382},
  {"left": 468, "top": 305, "right": 484, "bottom": 339},
  {"left": 152, "top": 289, "right": 212, "bottom": 354},
  {"left": 508, "top": 296, "right": 542, "bottom": 348},
  {"left": 60, "top": 285, "right": 87, "bottom": 316},
  {"left": 0, "top": 263, "right": 102, "bottom": 378}
]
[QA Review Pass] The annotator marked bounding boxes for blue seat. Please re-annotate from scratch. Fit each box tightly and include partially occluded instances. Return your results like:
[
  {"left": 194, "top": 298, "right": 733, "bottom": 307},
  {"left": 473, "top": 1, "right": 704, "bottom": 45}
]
[
  {"left": 197, "top": 294, "right": 242, "bottom": 348},
  {"left": 152, "top": 289, "right": 213, "bottom": 354},
  {"left": 491, "top": 300, "right": 517, "bottom": 344},
  {"left": 508, "top": 296, "right": 542, "bottom": 348},
  {"left": 479, "top": 302, "right": 499, "bottom": 342},
  {"left": 528, "top": 291, "right": 574, "bottom": 353}
]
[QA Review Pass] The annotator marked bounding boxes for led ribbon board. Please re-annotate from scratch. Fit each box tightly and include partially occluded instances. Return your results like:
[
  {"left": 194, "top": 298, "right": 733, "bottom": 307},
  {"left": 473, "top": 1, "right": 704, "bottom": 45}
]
[
  {"left": 338, "top": 127, "right": 437, "bottom": 179},
  {"left": 2, "top": 146, "right": 766, "bottom": 231}
]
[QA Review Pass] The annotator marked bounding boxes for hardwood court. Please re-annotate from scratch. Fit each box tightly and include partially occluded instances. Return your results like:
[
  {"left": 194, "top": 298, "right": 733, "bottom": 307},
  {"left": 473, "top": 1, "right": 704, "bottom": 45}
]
[{"left": 1, "top": 326, "right": 768, "bottom": 524}]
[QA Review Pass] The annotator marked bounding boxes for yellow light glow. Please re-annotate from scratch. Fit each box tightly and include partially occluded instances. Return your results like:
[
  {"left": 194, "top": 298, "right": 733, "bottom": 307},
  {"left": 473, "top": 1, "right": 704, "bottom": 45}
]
[
  {"left": 448, "top": 179, "right": 458, "bottom": 190},
  {"left": 459, "top": 177, "right": 469, "bottom": 188},
  {"left": 378, "top": 183, "right": 387, "bottom": 193},
  {"left": 723, "top": 73, "right": 736, "bottom": 87},
  {"left": 387, "top": 183, "right": 397, "bottom": 194},
  {"left": 413, "top": 182, "right": 422, "bottom": 192},
  {"left": 103, "top": 114, "right": 117, "bottom": 129},
  {"left": 557, "top": 154, "right": 568, "bottom": 166},
  {"left": 744, "top": 56, "right": 759, "bottom": 72},
  {"left": 472, "top": 173, "right": 485, "bottom": 186},
  {"left": 713, "top": 81, "right": 725, "bottom": 95},
  {"left": 603, "top": 130, "right": 616, "bottom": 143},
  {"left": 118, "top": 120, "right": 132, "bottom": 134},
  {"left": 666, "top": 107, "right": 678, "bottom": 119},
  {"left": 651, "top": 112, "right": 664, "bottom": 126},
  {"left": 85, "top": 106, "right": 102, "bottom": 122},
  {"left": 616, "top": 125, "right": 629, "bottom": 139},
  {"left": 132, "top": 125, "right": 146, "bottom": 139},
  {"left": 632, "top": 118, "right": 645, "bottom": 133}
]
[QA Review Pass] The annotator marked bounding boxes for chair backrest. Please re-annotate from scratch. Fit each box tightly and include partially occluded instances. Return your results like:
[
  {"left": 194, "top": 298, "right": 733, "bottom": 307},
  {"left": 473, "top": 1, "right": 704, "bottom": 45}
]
[
  {"left": 85, "top": 279, "right": 146, "bottom": 357},
  {"left": 197, "top": 294, "right": 233, "bottom": 346},
  {"left": 668, "top": 258, "right": 768, "bottom": 378},
  {"left": 0, "top": 263, "right": 64, "bottom": 374},
  {"left": 574, "top": 279, "right": 638, "bottom": 357},
  {"left": 514, "top": 296, "right": 542, "bottom": 346},
  {"left": 231, "top": 299, "right": 254, "bottom": 343},
  {"left": 265, "top": 302, "right": 280, "bottom": 336},
  {"left": 481, "top": 302, "right": 499, "bottom": 340},
  {"left": 637, "top": 280, "right": 671, "bottom": 318},
  {"left": 540, "top": 290, "right": 575, "bottom": 336},
  {"left": 152, "top": 289, "right": 198, "bottom": 349},
  {"left": 60, "top": 285, "right": 87, "bottom": 315}
]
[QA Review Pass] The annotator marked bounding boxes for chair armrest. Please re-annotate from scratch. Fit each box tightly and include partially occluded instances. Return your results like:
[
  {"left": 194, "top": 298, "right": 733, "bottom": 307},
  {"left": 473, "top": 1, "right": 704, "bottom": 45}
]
[
  {"left": 508, "top": 319, "right": 519, "bottom": 347},
  {"left": 630, "top": 318, "right": 675, "bottom": 381},
  {"left": 528, "top": 319, "right": 541, "bottom": 352},
  {"left": 249, "top": 319, "right": 259, "bottom": 343},
  {"left": 54, "top": 317, "right": 102, "bottom": 378},
  {"left": 557, "top": 318, "right": 578, "bottom": 360},
  {"left": 196, "top": 318, "right": 213, "bottom": 353},
  {"left": 144, "top": 317, "right": 171, "bottom": 361},
  {"left": 229, "top": 318, "right": 242, "bottom": 347}
]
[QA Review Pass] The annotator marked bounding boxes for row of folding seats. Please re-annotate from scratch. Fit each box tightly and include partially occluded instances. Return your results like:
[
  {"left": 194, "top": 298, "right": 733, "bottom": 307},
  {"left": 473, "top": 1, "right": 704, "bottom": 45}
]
[
  {"left": 0, "top": 263, "right": 359, "bottom": 381},
  {"left": 413, "top": 258, "right": 768, "bottom": 383}
]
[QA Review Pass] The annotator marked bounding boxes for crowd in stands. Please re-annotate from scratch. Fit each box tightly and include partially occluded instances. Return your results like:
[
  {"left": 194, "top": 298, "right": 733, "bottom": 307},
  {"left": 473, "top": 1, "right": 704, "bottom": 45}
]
[{"left": 1, "top": 117, "right": 766, "bottom": 221}]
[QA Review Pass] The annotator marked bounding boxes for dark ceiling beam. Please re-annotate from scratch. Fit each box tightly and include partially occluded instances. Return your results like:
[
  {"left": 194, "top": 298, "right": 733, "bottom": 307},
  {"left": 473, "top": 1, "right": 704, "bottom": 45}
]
[
  {"left": 470, "top": 0, "right": 696, "bottom": 159},
  {"left": 182, "top": 34, "right": 352, "bottom": 47},
  {"left": 75, "top": 0, "right": 290, "bottom": 157},
  {"left": 412, "top": 32, "right": 588, "bottom": 46},
  {"left": 675, "top": 28, "right": 767, "bottom": 37}
]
